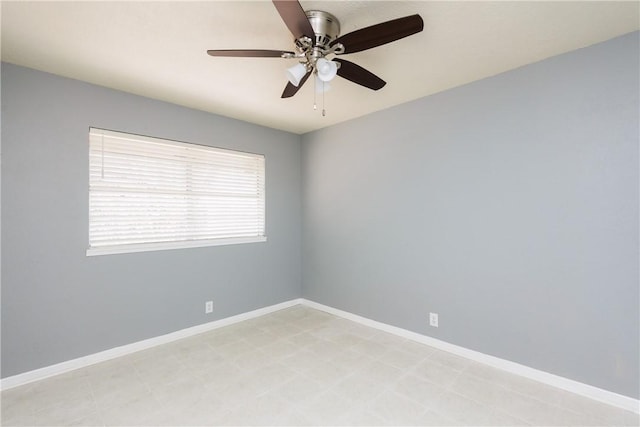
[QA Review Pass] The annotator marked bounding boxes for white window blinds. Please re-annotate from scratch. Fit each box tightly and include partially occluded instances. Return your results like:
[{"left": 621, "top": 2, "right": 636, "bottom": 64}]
[{"left": 88, "top": 128, "right": 265, "bottom": 255}]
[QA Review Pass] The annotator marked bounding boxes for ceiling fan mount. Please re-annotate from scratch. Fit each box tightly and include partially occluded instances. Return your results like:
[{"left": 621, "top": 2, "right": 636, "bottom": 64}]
[
  {"left": 207, "top": 1, "right": 424, "bottom": 99},
  {"left": 305, "top": 10, "right": 341, "bottom": 48}
]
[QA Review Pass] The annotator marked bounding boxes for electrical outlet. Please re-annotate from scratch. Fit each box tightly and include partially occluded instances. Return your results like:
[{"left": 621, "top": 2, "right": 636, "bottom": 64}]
[
  {"left": 429, "top": 312, "right": 439, "bottom": 327},
  {"left": 205, "top": 301, "right": 213, "bottom": 314}
]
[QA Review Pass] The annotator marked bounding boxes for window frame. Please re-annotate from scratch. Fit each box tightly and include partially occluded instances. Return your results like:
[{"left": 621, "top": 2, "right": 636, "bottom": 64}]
[{"left": 86, "top": 128, "right": 266, "bottom": 256}]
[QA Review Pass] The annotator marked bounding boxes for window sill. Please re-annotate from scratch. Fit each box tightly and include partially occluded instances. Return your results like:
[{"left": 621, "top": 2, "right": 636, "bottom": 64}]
[{"left": 86, "top": 236, "right": 267, "bottom": 256}]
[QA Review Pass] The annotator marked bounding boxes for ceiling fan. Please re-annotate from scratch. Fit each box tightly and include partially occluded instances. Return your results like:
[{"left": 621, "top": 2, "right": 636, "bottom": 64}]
[{"left": 207, "top": 1, "right": 424, "bottom": 99}]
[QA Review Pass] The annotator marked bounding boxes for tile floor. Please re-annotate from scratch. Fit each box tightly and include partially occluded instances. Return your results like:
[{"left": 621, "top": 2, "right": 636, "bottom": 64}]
[{"left": 1, "top": 305, "right": 638, "bottom": 426}]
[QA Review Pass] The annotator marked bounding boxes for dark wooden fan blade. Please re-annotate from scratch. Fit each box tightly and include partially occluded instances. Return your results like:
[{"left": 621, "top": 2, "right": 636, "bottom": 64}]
[
  {"left": 331, "top": 14, "right": 423, "bottom": 54},
  {"left": 335, "top": 59, "right": 386, "bottom": 90},
  {"left": 281, "top": 71, "right": 311, "bottom": 98},
  {"left": 207, "top": 49, "right": 294, "bottom": 58},
  {"left": 272, "top": 0, "right": 314, "bottom": 40}
]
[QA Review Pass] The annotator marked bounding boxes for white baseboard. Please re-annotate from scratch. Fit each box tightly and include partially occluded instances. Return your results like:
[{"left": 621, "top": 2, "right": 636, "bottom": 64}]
[
  {"left": 0, "top": 298, "right": 303, "bottom": 391},
  {"left": 2, "top": 297, "right": 638, "bottom": 415},
  {"left": 300, "top": 298, "right": 640, "bottom": 414}
]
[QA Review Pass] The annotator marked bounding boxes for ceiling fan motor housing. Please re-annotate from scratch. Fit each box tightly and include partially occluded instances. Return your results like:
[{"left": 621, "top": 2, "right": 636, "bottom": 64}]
[{"left": 305, "top": 10, "right": 340, "bottom": 48}]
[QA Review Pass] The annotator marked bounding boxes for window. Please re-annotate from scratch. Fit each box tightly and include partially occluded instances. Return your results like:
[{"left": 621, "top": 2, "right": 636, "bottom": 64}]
[{"left": 88, "top": 128, "right": 265, "bottom": 256}]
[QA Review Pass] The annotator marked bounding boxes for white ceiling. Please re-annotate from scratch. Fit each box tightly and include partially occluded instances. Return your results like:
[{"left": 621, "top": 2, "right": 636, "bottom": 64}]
[{"left": 2, "top": 1, "right": 638, "bottom": 134}]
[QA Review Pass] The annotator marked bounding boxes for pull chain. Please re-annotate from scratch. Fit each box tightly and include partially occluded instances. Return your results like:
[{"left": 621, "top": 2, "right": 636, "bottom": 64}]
[
  {"left": 313, "top": 75, "right": 317, "bottom": 110},
  {"left": 322, "top": 83, "right": 326, "bottom": 117},
  {"left": 312, "top": 73, "right": 327, "bottom": 116}
]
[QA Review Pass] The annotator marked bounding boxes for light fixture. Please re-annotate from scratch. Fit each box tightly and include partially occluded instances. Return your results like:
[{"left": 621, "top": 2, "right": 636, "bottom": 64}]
[
  {"left": 316, "top": 58, "right": 338, "bottom": 82},
  {"left": 286, "top": 63, "right": 308, "bottom": 87}
]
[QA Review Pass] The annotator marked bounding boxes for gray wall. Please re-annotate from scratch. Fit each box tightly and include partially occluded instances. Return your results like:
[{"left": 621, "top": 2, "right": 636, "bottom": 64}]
[
  {"left": 2, "top": 32, "right": 639, "bottom": 401},
  {"left": 1, "top": 63, "right": 301, "bottom": 377},
  {"left": 302, "top": 32, "right": 639, "bottom": 398}
]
